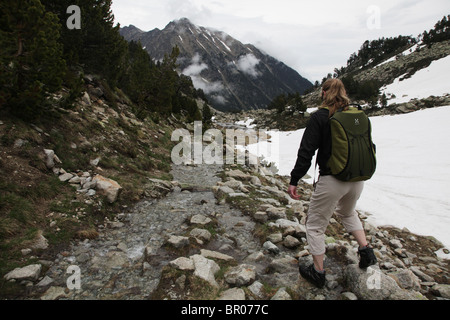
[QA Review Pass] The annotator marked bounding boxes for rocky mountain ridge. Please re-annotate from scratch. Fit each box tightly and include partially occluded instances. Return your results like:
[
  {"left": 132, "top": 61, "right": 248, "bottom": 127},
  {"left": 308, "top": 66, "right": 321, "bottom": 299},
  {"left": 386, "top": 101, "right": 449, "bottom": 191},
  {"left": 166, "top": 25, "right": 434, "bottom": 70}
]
[{"left": 120, "top": 18, "right": 312, "bottom": 112}]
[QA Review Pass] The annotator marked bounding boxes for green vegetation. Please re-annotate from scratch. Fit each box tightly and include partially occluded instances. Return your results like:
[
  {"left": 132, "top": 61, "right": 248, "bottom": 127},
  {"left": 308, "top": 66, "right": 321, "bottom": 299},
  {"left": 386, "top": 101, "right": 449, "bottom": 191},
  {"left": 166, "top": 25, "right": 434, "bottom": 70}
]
[
  {"left": 1, "top": 0, "right": 209, "bottom": 122},
  {"left": 267, "top": 92, "right": 306, "bottom": 114},
  {"left": 422, "top": 15, "right": 450, "bottom": 46}
]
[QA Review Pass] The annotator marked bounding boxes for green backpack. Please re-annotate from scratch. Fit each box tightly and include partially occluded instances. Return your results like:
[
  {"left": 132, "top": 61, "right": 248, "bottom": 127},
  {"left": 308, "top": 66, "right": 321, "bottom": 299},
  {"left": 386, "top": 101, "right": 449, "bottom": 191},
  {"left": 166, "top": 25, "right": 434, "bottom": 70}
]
[{"left": 326, "top": 104, "right": 376, "bottom": 182}]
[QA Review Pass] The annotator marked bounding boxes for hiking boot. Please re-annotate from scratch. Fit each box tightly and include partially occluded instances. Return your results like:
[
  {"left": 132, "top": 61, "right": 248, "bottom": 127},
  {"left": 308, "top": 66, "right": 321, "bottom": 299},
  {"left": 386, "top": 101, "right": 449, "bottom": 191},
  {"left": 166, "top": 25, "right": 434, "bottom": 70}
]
[
  {"left": 299, "top": 264, "right": 326, "bottom": 288},
  {"left": 358, "top": 246, "right": 378, "bottom": 269}
]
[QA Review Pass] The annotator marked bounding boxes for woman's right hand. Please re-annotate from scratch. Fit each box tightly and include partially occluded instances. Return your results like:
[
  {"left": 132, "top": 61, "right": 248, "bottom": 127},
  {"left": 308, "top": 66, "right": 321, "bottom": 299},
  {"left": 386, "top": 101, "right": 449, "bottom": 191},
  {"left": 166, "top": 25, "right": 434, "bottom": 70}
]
[{"left": 288, "top": 185, "right": 301, "bottom": 200}]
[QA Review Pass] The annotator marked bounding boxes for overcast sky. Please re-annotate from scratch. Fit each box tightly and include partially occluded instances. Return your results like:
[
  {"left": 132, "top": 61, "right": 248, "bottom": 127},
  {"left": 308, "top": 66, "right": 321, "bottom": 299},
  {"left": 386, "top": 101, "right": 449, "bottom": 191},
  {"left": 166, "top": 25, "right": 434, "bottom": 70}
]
[{"left": 111, "top": 0, "right": 448, "bottom": 82}]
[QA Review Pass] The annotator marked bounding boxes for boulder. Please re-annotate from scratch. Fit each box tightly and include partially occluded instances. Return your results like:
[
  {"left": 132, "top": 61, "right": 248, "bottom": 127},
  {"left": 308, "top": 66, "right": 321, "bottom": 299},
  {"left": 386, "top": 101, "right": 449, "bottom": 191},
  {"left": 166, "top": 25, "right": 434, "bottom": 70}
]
[
  {"left": 4, "top": 264, "right": 42, "bottom": 282},
  {"left": 167, "top": 235, "right": 190, "bottom": 249},
  {"left": 93, "top": 174, "right": 122, "bottom": 203},
  {"left": 224, "top": 264, "right": 256, "bottom": 287},
  {"left": 169, "top": 257, "right": 195, "bottom": 271},
  {"left": 345, "top": 264, "right": 426, "bottom": 300},
  {"left": 191, "top": 254, "right": 220, "bottom": 288},
  {"left": 431, "top": 284, "right": 450, "bottom": 299},
  {"left": 190, "top": 228, "right": 212, "bottom": 242},
  {"left": 190, "top": 214, "right": 212, "bottom": 225}
]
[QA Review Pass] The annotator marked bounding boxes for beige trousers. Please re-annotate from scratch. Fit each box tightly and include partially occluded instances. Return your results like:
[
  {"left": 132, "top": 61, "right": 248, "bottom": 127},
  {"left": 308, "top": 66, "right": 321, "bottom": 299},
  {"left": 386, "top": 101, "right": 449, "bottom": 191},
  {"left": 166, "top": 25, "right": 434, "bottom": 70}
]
[{"left": 306, "top": 175, "right": 364, "bottom": 255}]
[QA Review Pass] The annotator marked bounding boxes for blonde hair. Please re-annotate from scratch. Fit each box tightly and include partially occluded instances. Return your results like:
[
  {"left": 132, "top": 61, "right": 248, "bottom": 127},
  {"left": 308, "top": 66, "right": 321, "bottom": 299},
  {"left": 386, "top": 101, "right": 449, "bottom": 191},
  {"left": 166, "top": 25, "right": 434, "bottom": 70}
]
[{"left": 320, "top": 78, "right": 350, "bottom": 116}]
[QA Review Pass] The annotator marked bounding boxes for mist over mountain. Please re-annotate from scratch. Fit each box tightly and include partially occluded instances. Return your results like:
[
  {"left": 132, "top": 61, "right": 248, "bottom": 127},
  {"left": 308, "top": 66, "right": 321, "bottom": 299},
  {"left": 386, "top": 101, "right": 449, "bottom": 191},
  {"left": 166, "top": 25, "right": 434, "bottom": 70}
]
[{"left": 120, "top": 18, "right": 313, "bottom": 112}]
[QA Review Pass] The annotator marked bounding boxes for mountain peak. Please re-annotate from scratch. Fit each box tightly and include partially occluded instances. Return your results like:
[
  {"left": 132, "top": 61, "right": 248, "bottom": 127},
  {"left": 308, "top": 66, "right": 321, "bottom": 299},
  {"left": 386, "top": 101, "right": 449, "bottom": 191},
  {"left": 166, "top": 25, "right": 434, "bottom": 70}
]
[
  {"left": 175, "top": 17, "right": 193, "bottom": 25},
  {"left": 121, "top": 19, "right": 312, "bottom": 111}
]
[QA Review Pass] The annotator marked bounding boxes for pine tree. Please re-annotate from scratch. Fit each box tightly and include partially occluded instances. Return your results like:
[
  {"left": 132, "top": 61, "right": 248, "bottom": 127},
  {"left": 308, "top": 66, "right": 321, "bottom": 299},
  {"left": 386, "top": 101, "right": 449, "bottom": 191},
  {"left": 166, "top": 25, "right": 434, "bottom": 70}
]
[
  {"left": 202, "top": 103, "right": 212, "bottom": 124},
  {"left": 41, "top": 0, "right": 128, "bottom": 87},
  {"left": 119, "top": 40, "right": 154, "bottom": 117},
  {"left": 0, "top": 0, "right": 67, "bottom": 119},
  {"left": 146, "top": 46, "right": 180, "bottom": 114}
]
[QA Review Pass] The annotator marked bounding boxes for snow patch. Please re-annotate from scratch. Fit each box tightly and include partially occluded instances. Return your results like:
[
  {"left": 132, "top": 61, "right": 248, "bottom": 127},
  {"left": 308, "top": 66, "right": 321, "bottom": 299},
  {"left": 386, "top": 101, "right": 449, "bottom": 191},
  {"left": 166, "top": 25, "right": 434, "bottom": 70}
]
[
  {"left": 245, "top": 106, "right": 450, "bottom": 252},
  {"left": 381, "top": 55, "right": 450, "bottom": 104}
]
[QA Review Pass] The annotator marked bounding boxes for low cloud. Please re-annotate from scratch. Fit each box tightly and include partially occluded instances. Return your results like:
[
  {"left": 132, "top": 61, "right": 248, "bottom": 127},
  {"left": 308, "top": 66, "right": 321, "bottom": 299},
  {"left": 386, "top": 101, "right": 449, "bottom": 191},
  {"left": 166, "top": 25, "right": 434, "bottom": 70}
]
[
  {"left": 236, "top": 53, "right": 260, "bottom": 77},
  {"left": 181, "top": 53, "right": 224, "bottom": 94}
]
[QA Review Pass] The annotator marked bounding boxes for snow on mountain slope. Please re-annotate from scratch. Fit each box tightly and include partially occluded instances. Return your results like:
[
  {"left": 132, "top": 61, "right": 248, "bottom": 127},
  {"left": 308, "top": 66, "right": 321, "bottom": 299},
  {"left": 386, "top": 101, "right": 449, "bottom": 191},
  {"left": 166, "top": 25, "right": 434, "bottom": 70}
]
[{"left": 380, "top": 54, "right": 450, "bottom": 104}]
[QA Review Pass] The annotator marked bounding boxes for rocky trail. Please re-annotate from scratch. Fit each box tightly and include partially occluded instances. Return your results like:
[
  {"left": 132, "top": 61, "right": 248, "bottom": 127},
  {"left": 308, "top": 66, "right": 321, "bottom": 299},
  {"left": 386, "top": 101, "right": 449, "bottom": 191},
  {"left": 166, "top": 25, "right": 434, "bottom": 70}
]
[
  {"left": 5, "top": 139, "right": 450, "bottom": 300},
  {"left": 18, "top": 162, "right": 264, "bottom": 300}
]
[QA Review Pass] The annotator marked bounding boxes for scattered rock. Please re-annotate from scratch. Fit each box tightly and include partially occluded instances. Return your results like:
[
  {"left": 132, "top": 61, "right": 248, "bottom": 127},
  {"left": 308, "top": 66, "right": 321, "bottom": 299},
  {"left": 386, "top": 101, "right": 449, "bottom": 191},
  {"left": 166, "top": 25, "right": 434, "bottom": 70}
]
[
  {"left": 31, "top": 231, "right": 49, "bottom": 250},
  {"left": 224, "top": 264, "right": 256, "bottom": 287},
  {"left": 190, "top": 228, "right": 212, "bottom": 242},
  {"left": 271, "top": 287, "right": 292, "bottom": 300},
  {"left": 190, "top": 214, "right": 212, "bottom": 225},
  {"left": 218, "top": 287, "right": 246, "bottom": 300},
  {"left": 200, "top": 249, "right": 235, "bottom": 262},
  {"left": 4, "top": 264, "right": 42, "bottom": 282},
  {"left": 431, "top": 284, "right": 450, "bottom": 299},
  {"left": 167, "top": 235, "right": 190, "bottom": 249},
  {"left": 345, "top": 265, "right": 426, "bottom": 300},
  {"left": 191, "top": 254, "right": 220, "bottom": 288},
  {"left": 93, "top": 174, "right": 122, "bottom": 203},
  {"left": 169, "top": 257, "right": 195, "bottom": 271},
  {"left": 263, "top": 241, "right": 280, "bottom": 254},
  {"left": 40, "top": 286, "right": 68, "bottom": 300},
  {"left": 340, "top": 292, "right": 358, "bottom": 300}
]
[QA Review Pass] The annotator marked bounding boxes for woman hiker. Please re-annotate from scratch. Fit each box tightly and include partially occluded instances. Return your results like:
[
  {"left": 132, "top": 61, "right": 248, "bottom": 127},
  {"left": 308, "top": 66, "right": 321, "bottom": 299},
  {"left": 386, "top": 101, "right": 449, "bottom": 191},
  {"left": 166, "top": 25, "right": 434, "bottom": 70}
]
[{"left": 287, "top": 78, "right": 377, "bottom": 288}]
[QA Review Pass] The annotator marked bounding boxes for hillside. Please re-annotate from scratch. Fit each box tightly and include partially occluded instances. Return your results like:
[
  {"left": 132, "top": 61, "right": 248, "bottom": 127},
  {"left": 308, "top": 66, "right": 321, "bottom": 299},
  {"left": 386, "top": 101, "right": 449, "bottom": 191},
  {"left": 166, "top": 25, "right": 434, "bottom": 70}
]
[
  {"left": 226, "top": 37, "right": 450, "bottom": 131},
  {"left": 120, "top": 18, "right": 313, "bottom": 112},
  {"left": 0, "top": 74, "right": 190, "bottom": 297},
  {"left": 0, "top": 0, "right": 207, "bottom": 298}
]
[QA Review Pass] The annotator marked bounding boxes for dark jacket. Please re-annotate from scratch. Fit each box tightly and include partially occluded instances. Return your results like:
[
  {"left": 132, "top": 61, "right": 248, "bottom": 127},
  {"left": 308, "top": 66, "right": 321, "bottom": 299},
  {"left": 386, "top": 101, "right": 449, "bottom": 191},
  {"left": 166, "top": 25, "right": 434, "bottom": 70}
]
[{"left": 290, "top": 108, "right": 332, "bottom": 186}]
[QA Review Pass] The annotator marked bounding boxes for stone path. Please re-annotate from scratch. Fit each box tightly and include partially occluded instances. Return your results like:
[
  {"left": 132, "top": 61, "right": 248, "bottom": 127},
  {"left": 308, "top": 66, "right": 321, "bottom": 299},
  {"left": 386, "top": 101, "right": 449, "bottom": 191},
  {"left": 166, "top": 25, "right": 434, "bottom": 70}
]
[
  {"left": 17, "top": 158, "right": 450, "bottom": 300},
  {"left": 31, "top": 163, "right": 265, "bottom": 299}
]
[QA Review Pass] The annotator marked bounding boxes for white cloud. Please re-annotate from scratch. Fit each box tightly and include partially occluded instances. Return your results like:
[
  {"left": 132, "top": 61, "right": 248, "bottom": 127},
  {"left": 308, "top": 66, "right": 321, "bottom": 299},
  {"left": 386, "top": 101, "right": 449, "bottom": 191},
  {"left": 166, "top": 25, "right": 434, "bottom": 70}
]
[
  {"left": 112, "top": 0, "right": 449, "bottom": 82},
  {"left": 236, "top": 54, "right": 260, "bottom": 77},
  {"left": 182, "top": 54, "right": 208, "bottom": 76},
  {"left": 181, "top": 53, "right": 224, "bottom": 94}
]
